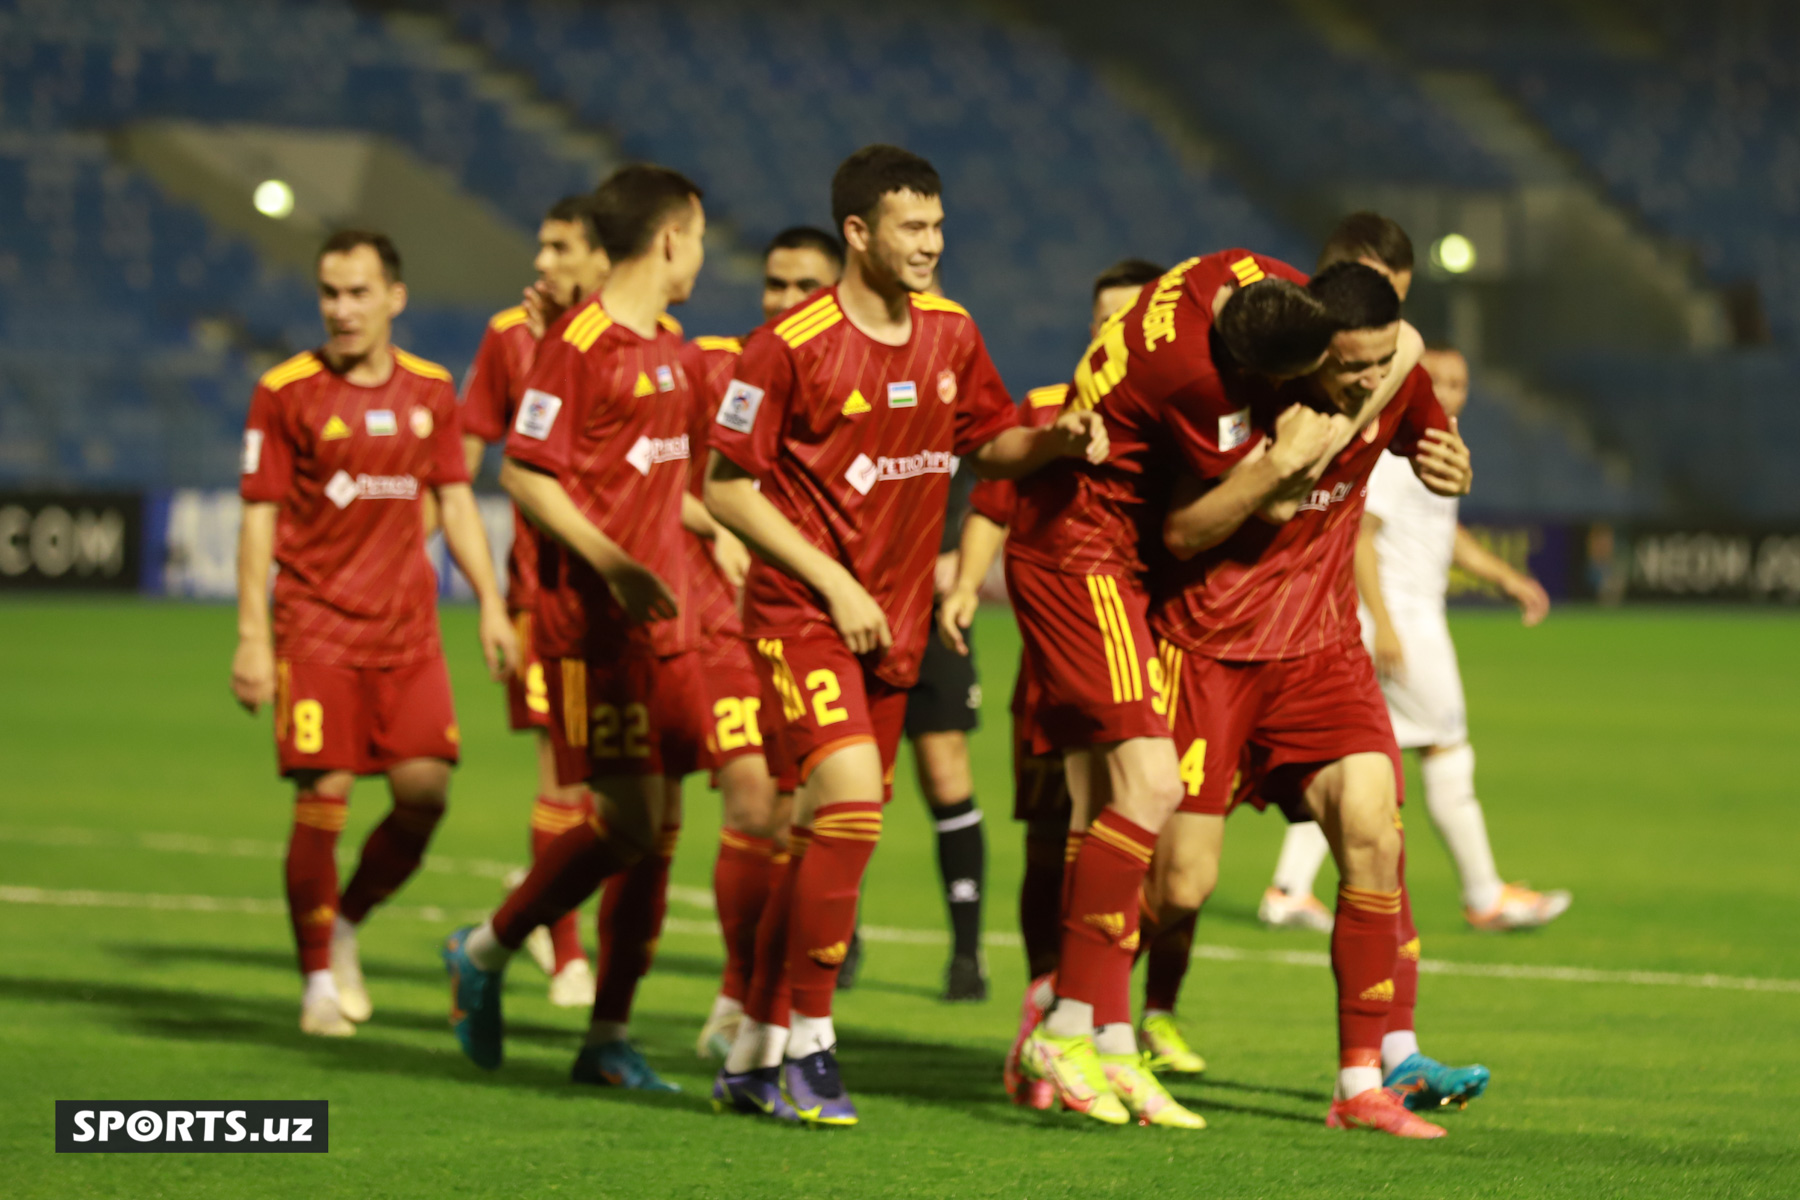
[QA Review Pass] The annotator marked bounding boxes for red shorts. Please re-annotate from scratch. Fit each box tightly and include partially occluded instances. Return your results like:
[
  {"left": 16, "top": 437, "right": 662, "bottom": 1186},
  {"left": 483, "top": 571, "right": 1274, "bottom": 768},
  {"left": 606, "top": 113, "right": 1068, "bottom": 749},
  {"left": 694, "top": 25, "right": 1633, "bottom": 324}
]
[
  {"left": 505, "top": 611, "right": 551, "bottom": 733},
  {"left": 1162, "top": 640, "right": 1400, "bottom": 818},
  {"left": 275, "top": 655, "right": 460, "bottom": 777},
  {"left": 751, "top": 634, "right": 907, "bottom": 788},
  {"left": 1009, "top": 660, "right": 1069, "bottom": 823},
  {"left": 542, "top": 645, "right": 703, "bottom": 786},
  {"left": 697, "top": 633, "right": 769, "bottom": 773},
  {"left": 1005, "top": 556, "right": 1171, "bottom": 754}
]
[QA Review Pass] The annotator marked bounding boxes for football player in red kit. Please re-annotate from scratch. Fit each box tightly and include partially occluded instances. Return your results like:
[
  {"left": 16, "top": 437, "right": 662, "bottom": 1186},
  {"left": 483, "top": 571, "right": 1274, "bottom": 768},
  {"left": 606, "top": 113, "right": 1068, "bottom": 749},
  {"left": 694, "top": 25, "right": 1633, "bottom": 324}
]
[{"left": 233, "top": 230, "right": 516, "bottom": 1038}]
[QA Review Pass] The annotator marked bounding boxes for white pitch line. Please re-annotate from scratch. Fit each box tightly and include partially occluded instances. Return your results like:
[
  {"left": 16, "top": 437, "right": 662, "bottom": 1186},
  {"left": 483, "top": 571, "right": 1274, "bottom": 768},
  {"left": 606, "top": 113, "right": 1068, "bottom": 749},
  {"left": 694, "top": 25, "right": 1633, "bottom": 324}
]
[{"left": 2, "top": 882, "right": 1796, "bottom": 996}]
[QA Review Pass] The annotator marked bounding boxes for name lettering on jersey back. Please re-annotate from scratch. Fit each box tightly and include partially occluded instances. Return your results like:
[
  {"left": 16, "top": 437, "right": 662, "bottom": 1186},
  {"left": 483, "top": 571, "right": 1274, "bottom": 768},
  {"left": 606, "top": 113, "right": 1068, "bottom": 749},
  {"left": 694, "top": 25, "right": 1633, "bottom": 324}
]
[
  {"left": 324, "top": 470, "right": 420, "bottom": 509},
  {"left": 717, "top": 380, "right": 763, "bottom": 434},
  {"left": 1297, "top": 480, "right": 1359, "bottom": 514},
  {"left": 844, "top": 450, "right": 955, "bottom": 496},
  {"left": 625, "top": 433, "right": 690, "bottom": 476},
  {"left": 1142, "top": 257, "right": 1201, "bottom": 350}
]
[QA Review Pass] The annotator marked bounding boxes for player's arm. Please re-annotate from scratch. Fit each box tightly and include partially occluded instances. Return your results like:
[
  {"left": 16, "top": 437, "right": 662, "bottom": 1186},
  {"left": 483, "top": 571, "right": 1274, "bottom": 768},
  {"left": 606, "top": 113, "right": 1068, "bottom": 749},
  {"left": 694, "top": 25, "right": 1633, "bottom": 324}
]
[
  {"left": 968, "top": 409, "right": 1108, "bottom": 479},
  {"left": 703, "top": 450, "right": 891, "bottom": 654},
  {"left": 498, "top": 458, "right": 678, "bottom": 623},
  {"left": 231, "top": 501, "right": 278, "bottom": 713},
  {"left": 462, "top": 434, "right": 486, "bottom": 479},
  {"left": 1356, "top": 513, "right": 1405, "bottom": 679},
  {"left": 683, "top": 490, "right": 750, "bottom": 587},
  {"left": 1163, "top": 404, "right": 1341, "bottom": 558},
  {"left": 938, "top": 510, "right": 1006, "bottom": 655},
  {"left": 435, "top": 482, "right": 519, "bottom": 680},
  {"left": 1452, "top": 525, "right": 1549, "bottom": 626}
]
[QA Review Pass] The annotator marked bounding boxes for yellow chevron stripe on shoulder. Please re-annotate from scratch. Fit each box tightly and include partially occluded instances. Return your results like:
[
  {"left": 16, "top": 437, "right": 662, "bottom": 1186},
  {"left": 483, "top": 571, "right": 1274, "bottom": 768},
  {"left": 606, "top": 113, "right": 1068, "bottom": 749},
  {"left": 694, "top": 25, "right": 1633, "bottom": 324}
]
[
  {"left": 394, "top": 348, "right": 453, "bottom": 383},
  {"left": 910, "top": 292, "right": 970, "bottom": 317},
  {"left": 774, "top": 294, "right": 838, "bottom": 338},
  {"left": 695, "top": 335, "right": 744, "bottom": 353},
  {"left": 1026, "top": 383, "right": 1070, "bottom": 409},
  {"left": 489, "top": 305, "right": 530, "bottom": 332},
  {"left": 562, "top": 305, "right": 614, "bottom": 353},
  {"left": 258, "top": 351, "right": 323, "bottom": 392},
  {"left": 658, "top": 313, "right": 684, "bottom": 336}
]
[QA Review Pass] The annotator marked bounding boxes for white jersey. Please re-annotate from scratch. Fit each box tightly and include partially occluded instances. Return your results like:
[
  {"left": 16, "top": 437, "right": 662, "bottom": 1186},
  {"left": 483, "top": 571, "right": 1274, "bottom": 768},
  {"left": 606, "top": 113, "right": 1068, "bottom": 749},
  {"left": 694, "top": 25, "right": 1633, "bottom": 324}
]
[{"left": 1363, "top": 449, "right": 1458, "bottom": 617}]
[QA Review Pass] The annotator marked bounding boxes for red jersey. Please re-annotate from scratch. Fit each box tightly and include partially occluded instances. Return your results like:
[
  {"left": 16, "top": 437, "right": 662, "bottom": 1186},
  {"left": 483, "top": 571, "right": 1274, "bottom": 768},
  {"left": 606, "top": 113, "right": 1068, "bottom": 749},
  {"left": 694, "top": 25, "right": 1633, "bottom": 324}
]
[
  {"left": 240, "top": 347, "right": 468, "bottom": 668},
  {"left": 969, "top": 383, "right": 1069, "bottom": 527},
  {"left": 686, "top": 334, "right": 748, "bottom": 641},
  {"left": 459, "top": 304, "right": 541, "bottom": 613},
  {"left": 1151, "top": 365, "right": 1450, "bottom": 661},
  {"left": 710, "top": 288, "right": 1019, "bottom": 687},
  {"left": 503, "top": 296, "right": 694, "bottom": 662},
  {"left": 1008, "top": 250, "right": 1308, "bottom": 578}
]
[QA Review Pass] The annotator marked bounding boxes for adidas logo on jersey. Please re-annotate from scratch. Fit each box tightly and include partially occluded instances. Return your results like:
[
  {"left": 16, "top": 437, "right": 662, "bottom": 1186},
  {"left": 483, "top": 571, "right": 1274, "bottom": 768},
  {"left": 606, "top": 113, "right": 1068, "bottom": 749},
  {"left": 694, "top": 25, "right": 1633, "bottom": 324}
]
[
  {"left": 321, "top": 415, "right": 351, "bottom": 441},
  {"left": 842, "top": 389, "right": 872, "bottom": 415},
  {"left": 633, "top": 371, "right": 656, "bottom": 398},
  {"left": 808, "top": 941, "right": 848, "bottom": 966},
  {"left": 1359, "top": 978, "right": 1396, "bottom": 1003}
]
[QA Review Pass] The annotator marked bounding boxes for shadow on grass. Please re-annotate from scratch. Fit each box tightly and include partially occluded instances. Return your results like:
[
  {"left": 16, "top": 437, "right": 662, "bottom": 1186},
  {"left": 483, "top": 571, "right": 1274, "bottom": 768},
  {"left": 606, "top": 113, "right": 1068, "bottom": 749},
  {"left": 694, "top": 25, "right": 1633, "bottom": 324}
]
[{"left": 1192, "top": 1075, "right": 1332, "bottom": 1104}]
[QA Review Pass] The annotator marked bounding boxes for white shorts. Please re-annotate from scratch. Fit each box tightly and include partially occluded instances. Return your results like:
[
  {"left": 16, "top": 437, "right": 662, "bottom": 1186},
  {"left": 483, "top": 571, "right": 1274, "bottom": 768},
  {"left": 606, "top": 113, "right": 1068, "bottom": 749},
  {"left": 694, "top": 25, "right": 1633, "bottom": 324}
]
[{"left": 1359, "top": 607, "right": 1467, "bottom": 750}]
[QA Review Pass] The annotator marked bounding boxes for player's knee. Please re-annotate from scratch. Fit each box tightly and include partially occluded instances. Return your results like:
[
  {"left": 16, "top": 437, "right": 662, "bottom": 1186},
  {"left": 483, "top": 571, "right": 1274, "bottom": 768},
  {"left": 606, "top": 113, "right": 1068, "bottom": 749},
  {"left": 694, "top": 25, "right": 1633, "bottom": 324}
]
[{"left": 1161, "top": 865, "right": 1214, "bottom": 915}]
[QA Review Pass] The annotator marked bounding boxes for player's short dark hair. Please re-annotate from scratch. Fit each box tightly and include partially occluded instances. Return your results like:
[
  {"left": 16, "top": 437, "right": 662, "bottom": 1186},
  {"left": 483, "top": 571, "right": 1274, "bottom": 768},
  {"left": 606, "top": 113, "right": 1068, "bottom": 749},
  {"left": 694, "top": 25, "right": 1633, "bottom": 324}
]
[
  {"left": 1317, "top": 212, "right": 1414, "bottom": 274},
  {"left": 1092, "top": 258, "right": 1166, "bottom": 300},
  {"left": 544, "top": 194, "right": 603, "bottom": 254},
  {"left": 1215, "top": 278, "right": 1341, "bottom": 376},
  {"left": 317, "top": 229, "right": 402, "bottom": 283},
  {"left": 764, "top": 226, "right": 845, "bottom": 270},
  {"left": 591, "top": 164, "right": 704, "bottom": 263},
  {"left": 831, "top": 144, "right": 942, "bottom": 233},
  {"left": 1308, "top": 261, "right": 1402, "bottom": 331}
]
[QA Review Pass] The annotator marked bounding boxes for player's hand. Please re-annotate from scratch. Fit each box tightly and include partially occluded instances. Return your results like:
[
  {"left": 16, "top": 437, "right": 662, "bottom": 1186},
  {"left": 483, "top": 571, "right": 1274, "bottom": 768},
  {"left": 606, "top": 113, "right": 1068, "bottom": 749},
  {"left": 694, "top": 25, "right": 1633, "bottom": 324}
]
[
  {"left": 476, "top": 602, "right": 520, "bottom": 683},
  {"left": 602, "top": 560, "right": 680, "bottom": 624},
  {"left": 937, "top": 585, "right": 979, "bottom": 655},
  {"left": 1372, "top": 623, "right": 1406, "bottom": 681},
  {"left": 521, "top": 281, "right": 564, "bottom": 340},
  {"left": 1415, "top": 419, "right": 1472, "bottom": 496},
  {"left": 1267, "top": 404, "right": 1339, "bottom": 478},
  {"left": 933, "top": 550, "right": 960, "bottom": 600},
  {"left": 1504, "top": 572, "right": 1551, "bottom": 627},
  {"left": 711, "top": 525, "right": 752, "bottom": 589},
  {"left": 1049, "top": 408, "right": 1109, "bottom": 464},
  {"left": 231, "top": 638, "right": 276, "bottom": 714},
  {"left": 824, "top": 571, "right": 892, "bottom": 656}
]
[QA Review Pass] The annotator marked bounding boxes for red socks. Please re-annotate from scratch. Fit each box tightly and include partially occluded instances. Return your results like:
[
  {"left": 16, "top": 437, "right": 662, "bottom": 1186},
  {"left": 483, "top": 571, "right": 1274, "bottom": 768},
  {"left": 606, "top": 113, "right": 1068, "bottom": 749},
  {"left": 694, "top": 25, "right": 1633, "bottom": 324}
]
[
  {"left": 744, "top": 829, "right": 807, "bottom": 1029},
  {"left": 1019, "top": 834, "right": 1065, "bottom": 979},
  {"left": 1333, "top": 883, "right": 1402, "bottom": 1066},
  {"left": 1056, "top": 808, "right": 1156, "bottom": 1016},
  {"left": 285, "top": 792, "right": 347, "bottom": 974},
  {"left": 492, "top": 809, "right": 642, "bottom": 948},
  {"left": 531, "top": 794, "right": 594, "bottom": 970},
  {"left": 339, "top": 802, "right": 442, "bottom": 925},
  {"left": 1144, "top": 909, "right": 1197, "bottom": 1014},
  {"left": 592, "top": 822, "right": 679, "bottom": 1024},
  {"left": 715, "top": 830, "right": 776, "bottom": 1003},
  {"left": 1389, "top": 849, "right": 1419, "bottom": 1038},
  {"left": 787, "top": 802, "right": 882, "bottom": 1019}
]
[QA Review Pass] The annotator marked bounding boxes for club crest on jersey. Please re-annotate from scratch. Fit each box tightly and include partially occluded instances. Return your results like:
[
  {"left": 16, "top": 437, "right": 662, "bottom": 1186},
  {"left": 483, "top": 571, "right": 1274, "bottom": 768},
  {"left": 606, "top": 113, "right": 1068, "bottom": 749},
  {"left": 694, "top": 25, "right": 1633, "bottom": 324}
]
[
  {"left": 937, "top": 368, "right": 957, "bottom": 404},
  {"left": 409, "top": 406, "right": 434, "bottom": 438},
  {"left": 321, "top": 415, "right": 351, "bottom": 441},
  {"left": 887, "top": 381, "right": 918, "bottom": 409},
  {"left": 365, "top": 409, "right": 398, "bottom": 437},
  {"left": 625, "top": 433, "right": 690, "bottom": 477},
  {"left": 241, "top": 429, "right": 264, "bottom": 475},
  {"left": 514, "top": 389, "right": 563, "bottom": 441},
  {"left": 717, "top": 380, "right": 764, "bottom": 434},
  {"left": 655, "top": 364, "right": 676, "bottom": 393},
  {"left": 1219, "top": 407, "right": 1251, "bottom": 452},
  {"left": 841, "top": 388, "right": 872, "bottom": 416}
]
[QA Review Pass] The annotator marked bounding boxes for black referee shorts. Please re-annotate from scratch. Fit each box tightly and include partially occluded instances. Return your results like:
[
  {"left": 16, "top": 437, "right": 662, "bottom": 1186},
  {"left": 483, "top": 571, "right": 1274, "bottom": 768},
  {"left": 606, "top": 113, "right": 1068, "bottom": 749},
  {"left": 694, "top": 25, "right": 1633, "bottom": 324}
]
[{"left": 905, "top": 604, "right": 981, "bottom": 738}]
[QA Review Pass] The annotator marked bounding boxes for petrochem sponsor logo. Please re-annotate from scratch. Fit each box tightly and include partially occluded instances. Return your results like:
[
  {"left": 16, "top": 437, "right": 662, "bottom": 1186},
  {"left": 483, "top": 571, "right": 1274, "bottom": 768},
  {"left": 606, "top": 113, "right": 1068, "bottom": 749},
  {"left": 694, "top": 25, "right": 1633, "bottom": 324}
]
[
  {"left": 625, "top": 434, "right": 690, "bottom": 476},
  {"left": 876, "top": 450, "right": 954, "bottom": 482},
  {"left": 324, "top": 471, "right": 419, "bottom": 509},
  {"left": 1297, "top": 481, "right": 1354, "bottom": 514},
  {"left": 56, "top": 1101, "right": 328, "bottom": 1154}
]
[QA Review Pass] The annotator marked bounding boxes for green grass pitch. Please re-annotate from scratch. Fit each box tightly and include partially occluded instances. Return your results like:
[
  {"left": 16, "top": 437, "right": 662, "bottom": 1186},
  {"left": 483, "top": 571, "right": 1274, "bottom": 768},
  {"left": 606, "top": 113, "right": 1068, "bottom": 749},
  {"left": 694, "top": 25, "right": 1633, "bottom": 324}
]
[{"left": 2, "top": 599, "right": 1797, "bottom": 1198}]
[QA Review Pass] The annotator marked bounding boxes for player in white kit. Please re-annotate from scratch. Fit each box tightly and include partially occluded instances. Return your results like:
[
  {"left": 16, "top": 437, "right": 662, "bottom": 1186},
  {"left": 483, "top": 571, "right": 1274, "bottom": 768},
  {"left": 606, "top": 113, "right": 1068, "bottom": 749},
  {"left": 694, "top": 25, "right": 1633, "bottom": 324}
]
[{"left": 1261, "top": 346, "right": 1573, "bottom": 932}]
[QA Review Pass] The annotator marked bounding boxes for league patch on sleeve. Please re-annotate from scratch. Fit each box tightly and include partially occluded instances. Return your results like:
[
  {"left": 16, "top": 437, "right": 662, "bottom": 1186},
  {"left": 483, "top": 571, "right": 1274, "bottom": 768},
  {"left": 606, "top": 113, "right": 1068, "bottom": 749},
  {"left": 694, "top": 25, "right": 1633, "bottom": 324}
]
[
  {"left": 514, "top": 389, "right": 563, "bottom": 441},
  {"left": 1219, "top": 407, "right": 1251, "bottom": 452},
  {"left": 717, "top": 379, "right": 764, "bottom": 434},
  {"left": 241, "top": 429, "right": 264, "bottom": 475}
]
